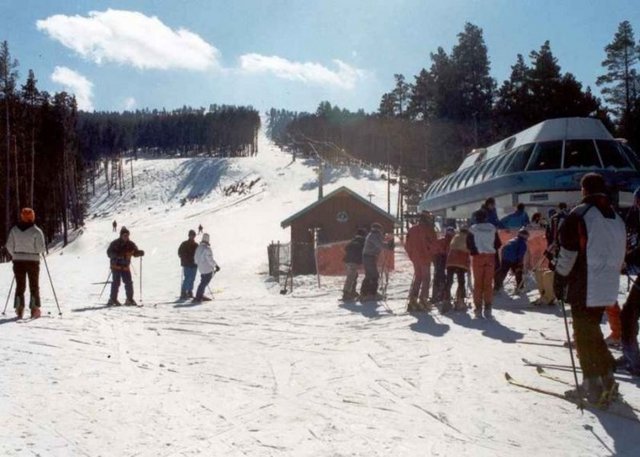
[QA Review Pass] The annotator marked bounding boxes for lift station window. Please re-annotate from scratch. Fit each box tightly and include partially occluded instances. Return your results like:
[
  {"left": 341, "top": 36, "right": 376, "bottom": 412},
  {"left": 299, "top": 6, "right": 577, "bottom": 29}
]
[
  {"left": 564, "top": 140, "right": 602, "bottom": 169},
  {"left": 527, "top": 141, "right": 562, "bottom": 171},
  {"left": 596, "top": 140, "right": 633, "bottom": 169},
  {"left": 503, "top": 143, "right": 535, "bottom": 174}
]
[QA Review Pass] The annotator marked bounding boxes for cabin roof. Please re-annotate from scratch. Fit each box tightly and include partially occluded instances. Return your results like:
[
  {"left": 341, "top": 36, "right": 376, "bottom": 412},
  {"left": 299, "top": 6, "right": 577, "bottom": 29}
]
[
  {"left": 458, "top": 117, "right": 613, "bottom": 171},
  {"left": 280, "top": 186, "right": 397, "bottom": 228}
]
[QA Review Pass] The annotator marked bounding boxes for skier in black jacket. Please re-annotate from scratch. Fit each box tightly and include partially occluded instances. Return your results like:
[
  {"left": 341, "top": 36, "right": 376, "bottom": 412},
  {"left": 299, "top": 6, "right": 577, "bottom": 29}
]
[
  {"left": 107, "top": 226, "right": 145, "bottom": 306},
  {"left": 554, "top": 173, "right": 626, "bottom": 402},
  {"left": 619, "top": 187, "right": 640, "bottom": 375},
  {"left": 342, "top": 229, "right": 366, "bottom": 301},
  {"left": 178, "top": 230, "right": 198, "bottom": 299}
]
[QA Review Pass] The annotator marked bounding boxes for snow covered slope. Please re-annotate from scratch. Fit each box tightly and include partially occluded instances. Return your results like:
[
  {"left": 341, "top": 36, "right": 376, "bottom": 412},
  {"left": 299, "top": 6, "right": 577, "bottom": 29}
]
[{"left": 1, "top": 133, "right": 639, "bottom": 456}]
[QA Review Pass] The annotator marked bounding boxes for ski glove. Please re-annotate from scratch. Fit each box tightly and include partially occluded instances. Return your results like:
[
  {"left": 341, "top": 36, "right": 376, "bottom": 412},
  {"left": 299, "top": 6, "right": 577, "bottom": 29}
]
[
  {"left": 134, "top": 250, "right": 145, "bottom": 257},
  {"left": 553, "top": 273, "right": 568, "bottom": 301},
  {"left": 215, "top": 265, "right": 220, "bottom": 273}
]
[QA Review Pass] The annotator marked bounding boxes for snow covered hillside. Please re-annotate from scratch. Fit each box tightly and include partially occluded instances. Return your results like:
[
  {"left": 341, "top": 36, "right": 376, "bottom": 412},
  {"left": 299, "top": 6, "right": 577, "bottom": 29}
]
[{"left": 1, "top": 133, "right": 639, "bottom": 456}]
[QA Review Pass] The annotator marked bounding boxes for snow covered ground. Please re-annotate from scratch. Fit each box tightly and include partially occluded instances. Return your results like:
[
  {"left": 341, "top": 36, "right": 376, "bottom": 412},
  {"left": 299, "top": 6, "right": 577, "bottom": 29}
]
[{"left": 1, "top": 133, "right": 639, "bottom": 456}]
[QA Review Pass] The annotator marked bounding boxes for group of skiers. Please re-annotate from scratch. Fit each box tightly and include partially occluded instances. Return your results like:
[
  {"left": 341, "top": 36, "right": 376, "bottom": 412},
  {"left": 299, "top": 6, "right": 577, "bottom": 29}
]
[
  {"left": 2, "top": 208, "right": 220, "bottom": 315},
  {"left": 340, "top": 172, "right": 640, "bottom": 403},
  {"left": 177, "top": 229, "right": 220, "bottom": 302}
]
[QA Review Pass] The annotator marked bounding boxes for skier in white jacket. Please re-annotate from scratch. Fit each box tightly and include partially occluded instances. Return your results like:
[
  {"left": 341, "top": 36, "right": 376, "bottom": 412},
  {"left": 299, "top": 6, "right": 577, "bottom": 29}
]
[
  {"left": 5, "top": 208, "right": 46, "bottom": 319},
  {"left": 193, "top": 233, "right": 219, "bottom": 302}
]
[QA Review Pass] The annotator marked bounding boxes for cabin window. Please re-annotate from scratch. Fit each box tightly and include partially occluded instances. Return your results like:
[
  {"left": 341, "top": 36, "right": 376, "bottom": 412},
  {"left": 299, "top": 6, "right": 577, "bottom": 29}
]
[
  {"left": 503, "top": 143, "right": 535, "bottom": 174},
  {"left": 441, "top": 174, "right": 455, "bottom": 192},
  {"left": 456, "top": 168, "right": 474, "bottom": 190},
  {"left": 620, "top": 143, "right": 640, "bottom": 171},
  {"left": 473, "top": 159, "right": 493, "bottom": 184},
  {"left": 489, "top": 153, "right": 512, "bottom": 178},
  {"left": 596, "top": 140, "right": 633, "bottom": 169},
  {"left": 564, "top": 140, "right": 602, "bottom": 169},
  {"left": 527, "top": 141, "right": 562, "bottom": 171}
]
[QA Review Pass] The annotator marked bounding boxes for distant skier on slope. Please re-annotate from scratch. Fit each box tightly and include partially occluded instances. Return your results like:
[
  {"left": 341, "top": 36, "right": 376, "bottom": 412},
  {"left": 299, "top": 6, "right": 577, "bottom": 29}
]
[
  {"left": 554, "top": 173, "right": 626, "bottom": 402},
  {"left": 112, "top": 220, "right": 117, "bottom": 232},
  {"left": 360, "top": 222, "right": 394, "bottom": 301},
  {"left": 198, "top": 224, "right": 203, "bottom": 235},
  {"left": 5, "top": 208, "right": 46, "bottom": 319},
  {"left": 341, "top": 228, "right": 366, "bottom": 301},
  {"left": 193, "top": 233, "right": 220, "bottom": 303},
  {"left": 107, "top": 226, "right": 145, "bottom": 306},
  {"left": 178, "top": 229, "right": 198, "bottom": 299}
]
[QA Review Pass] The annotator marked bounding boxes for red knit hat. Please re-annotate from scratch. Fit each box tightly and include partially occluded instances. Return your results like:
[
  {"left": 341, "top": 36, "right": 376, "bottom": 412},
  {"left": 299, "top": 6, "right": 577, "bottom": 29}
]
[{"left": 20, "top": 208, "right": 35, "bottom": 223}]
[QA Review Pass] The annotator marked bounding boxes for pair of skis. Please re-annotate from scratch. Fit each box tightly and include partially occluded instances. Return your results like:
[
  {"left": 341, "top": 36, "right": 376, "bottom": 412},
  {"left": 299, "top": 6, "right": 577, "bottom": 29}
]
[{"left": 506, "top": 360, "right": 640, "bottom": 422}]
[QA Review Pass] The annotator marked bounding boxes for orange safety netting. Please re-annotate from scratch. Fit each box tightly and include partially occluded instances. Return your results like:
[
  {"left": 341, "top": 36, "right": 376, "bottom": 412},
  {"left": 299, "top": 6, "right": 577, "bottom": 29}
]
[{"left": 316, "top": 241, "right": 395, "bottom": 276}]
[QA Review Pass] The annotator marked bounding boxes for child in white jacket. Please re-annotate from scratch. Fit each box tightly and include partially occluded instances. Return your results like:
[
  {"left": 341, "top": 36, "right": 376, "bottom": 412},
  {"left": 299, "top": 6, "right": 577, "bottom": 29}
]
[{"left": 193, "top": 233, "right": 220, "bottom": 302}]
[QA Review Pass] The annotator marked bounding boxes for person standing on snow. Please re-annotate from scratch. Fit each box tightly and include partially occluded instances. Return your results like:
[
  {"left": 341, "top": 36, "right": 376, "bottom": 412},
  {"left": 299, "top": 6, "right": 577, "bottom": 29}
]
[
  {"left": 341, "top": 228, "right": 366, "bottom": 301},
  {"left": 467, "top": 209, "right": 502, "bottom": 318},
  {"left": 444, "top": 227, "right": 470, "bottom": 311},
  {"left": 405, "top": 212, "right": 437, "bottom": 311},
  {"left": 432, "top": 226, "right": 455, "bottom": 306},
  {"left": 554, "top": 173, "right": 626, "bottom": 402},
  {"left": 618, "top": 186, "right": 640, "bottom": 375},
  {"left": 494, "top": 228, "right": 529, "bottom": 294},
  {"left": 198, "top": 224, "right": 203, "bottom": 235},
  {"left": 360, "top": 222, "right": 394, "bottom": 300},
  {"left": 178, "top": 230, "right": 199, "bottom": 299},
  {"left": 500, "top": 203, "right": 530, "bottom": 229},
  {"left": 5, "top": 208, "right": 46, "bottom": 319},
  {"left": 193, "top": 233, "right": 220, "bottom": 303},
  {"left": 107, "top": 226, "right": 145, "bottom": 306},
  {"left": 112, "top": 220, "right": 117, "bottom": 232}
]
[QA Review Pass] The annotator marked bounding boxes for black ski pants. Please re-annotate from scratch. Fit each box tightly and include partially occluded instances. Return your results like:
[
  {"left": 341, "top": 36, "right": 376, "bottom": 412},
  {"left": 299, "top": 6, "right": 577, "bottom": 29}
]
[
  {"left": 444, "top": 267, "right": 466, "bottom": 302},
  {"left": 360, "top": 254, "right": 379, "bottom": 296},
  {"left": 494, "top": 261, "right": 523, "bottom": 291},
  {"left": 621, "top": 275, "right": 640, "bottom": 347},
  {"left": 570, "top": 303, "right": 615, "bottom": 377},
  {"left": 13, "top": 260, "right": 40, "bottom": 302},
  {"left": 432, "top": 254, "right": 447, "bottom": 301}
]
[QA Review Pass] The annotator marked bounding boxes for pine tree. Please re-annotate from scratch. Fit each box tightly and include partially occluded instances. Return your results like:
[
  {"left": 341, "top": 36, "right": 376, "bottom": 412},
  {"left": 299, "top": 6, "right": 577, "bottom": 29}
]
[
  {"left": 0, "top": 40, "right": 19, "bottom": 240},
  {"left": 596, "top": 21, "right": 639, "bottom": 120}
]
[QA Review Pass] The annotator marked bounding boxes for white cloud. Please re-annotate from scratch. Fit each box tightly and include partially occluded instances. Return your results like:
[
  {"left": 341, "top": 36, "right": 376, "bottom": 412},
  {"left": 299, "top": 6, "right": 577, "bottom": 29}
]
[
  {"left": 123, "top": 97, "right": 137, "bottom": 110},
  {"left": 37, "top": 9, "right": 220, "bottom": 71},
  {"left": 238, "top": 54, "right": 364, "bottom": 89},
  {"left": 51, "top": 66, "right": 94, "bottom": 111}
]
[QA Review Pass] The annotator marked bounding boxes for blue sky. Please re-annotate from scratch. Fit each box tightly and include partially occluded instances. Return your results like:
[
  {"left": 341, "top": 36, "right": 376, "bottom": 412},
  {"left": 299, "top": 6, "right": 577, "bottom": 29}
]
[{"left": 1, "top": 0, "right": 639, "bottom": 114}]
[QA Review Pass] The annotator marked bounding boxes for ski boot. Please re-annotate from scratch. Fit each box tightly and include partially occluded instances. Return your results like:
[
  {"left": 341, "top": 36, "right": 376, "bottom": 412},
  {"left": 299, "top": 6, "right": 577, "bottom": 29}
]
[
  {"left": 565, "top": 376, "right": 603, "bottom": 405},
  {"left": 454, "top": 296, "right": 467, "bottom": 312},
  {"left": 124, "top": 298, "right": 138, "bottom": 306},
  {"left": 407, "top": 296, "right": 419, "bottom": 312},
  {"left": 14, "top": 295, "right": 25, "bottom": 319},
  {"left": 621, "top": 343, "right": 640, "bottom": 376},
  {"left": 439, "top": 300, "right": 452, "bottom": 314},
  {"left": 419, "top": 298, "right": 433, "bottom": 312},
  {"left": 107, "top": 298, "right": 122, "bottom": 306},
  {"left": 473, "top": 306, "right": 483, "bottom": 319},
  {"left": 201, "top": 296, "right": 212, "bottom": 302},
  {"left": 483, "top": 304, "right": 493, "bottom": 319},
  {"left": 30, "top": 296, "right": 41, "bottom": 319},
  {"left": 600, "top": 369, "right": 619, "bottom": 404},
  {"left": 179, "top": 292, "right": 189, "bottom": 300}
]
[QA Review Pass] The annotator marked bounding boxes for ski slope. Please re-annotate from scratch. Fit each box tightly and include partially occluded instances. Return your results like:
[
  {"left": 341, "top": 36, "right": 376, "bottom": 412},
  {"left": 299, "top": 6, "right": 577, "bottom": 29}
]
[{"left": 1, "top": 133, "right": 639, "bottom": 456}]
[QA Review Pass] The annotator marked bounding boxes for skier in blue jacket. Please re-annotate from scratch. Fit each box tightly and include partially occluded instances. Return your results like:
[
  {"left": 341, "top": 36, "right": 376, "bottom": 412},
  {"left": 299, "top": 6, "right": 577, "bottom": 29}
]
[
  {"left": 494, "top": 228, "right": 529, "bottom": 293},
  {"left": 500, "top": 203, "right": 530, "bottom": 229}
]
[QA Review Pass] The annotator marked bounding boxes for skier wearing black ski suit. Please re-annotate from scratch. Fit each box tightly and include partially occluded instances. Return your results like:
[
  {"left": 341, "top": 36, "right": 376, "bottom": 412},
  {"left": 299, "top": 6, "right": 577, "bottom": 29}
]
[
  {"left": 620, "top": 187, "right": 640, "bottom": 375},
  {"left": 107, "top": 226, "right": 144, "bottom": 306},
  {"left": 554, "top": 173, "right": 626, "bottom": 402}
]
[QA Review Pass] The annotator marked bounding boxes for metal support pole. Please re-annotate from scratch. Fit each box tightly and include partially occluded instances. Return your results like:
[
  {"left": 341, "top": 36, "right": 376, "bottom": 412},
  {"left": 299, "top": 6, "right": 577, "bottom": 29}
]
[
  {"left": 2, "top": 276, "right": 15, "bottom": 315},
  {"left": 42, "top": 254, "right": 62, "bottom": 316}
]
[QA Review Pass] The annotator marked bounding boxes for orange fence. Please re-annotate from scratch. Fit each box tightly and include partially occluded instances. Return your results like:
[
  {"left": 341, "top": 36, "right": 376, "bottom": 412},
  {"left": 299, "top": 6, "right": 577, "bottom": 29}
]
[{"left": 316, "top": 241, "right": 395, "bottom": 276}]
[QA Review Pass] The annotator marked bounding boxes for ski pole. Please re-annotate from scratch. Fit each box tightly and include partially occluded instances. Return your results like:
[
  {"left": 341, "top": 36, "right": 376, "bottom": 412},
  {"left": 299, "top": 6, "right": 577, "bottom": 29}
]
[
  {"left": 139, "top": 257, "right": 143, "bottom": 304},
  {"left": 42, "top": 254, "right": 62, "bottom": 316},
  {"left": 2, "top": 276, "right": 15, "bottom": 315},
  {"left": 99, "top": 270, "right": 112, "bottom": 300},
  {"left": 559, "top": 297, "right": 583, "bottom": 410}
]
